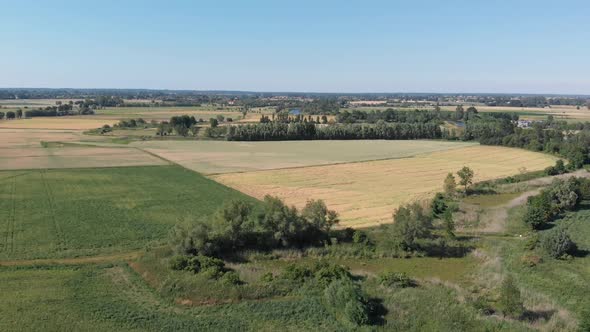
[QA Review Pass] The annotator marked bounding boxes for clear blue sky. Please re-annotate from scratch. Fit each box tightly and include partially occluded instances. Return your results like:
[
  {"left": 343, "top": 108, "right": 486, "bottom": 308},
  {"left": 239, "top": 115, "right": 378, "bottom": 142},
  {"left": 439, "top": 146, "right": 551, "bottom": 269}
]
[{"left": 1, "top": 0, "right": 589, "bottom": 94}]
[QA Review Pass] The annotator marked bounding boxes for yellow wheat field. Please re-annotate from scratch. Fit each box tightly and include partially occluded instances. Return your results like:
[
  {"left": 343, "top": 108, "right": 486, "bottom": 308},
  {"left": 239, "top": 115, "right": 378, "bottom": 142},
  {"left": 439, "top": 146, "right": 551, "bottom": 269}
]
[{"left": 213, "top": 145, "right": 558, "bottom": 228}]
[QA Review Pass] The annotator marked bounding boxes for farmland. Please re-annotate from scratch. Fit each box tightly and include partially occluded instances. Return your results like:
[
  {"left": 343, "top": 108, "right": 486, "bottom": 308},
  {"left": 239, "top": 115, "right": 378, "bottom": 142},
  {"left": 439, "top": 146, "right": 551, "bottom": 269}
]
[
  {"left": 0, "top": 129, "right": 166, "bottom": 170},
  {"left": 134, "top": 140, "right": 477, "bottom": 174},
  {"left": 213, "top": 145, "right": 558, "bottom": 226},
  {"left": 0, "top": 166, "right": 255, "bottom": 260},
  {"left": 0, "top": 96, "right": 586, "bottom": 331}
]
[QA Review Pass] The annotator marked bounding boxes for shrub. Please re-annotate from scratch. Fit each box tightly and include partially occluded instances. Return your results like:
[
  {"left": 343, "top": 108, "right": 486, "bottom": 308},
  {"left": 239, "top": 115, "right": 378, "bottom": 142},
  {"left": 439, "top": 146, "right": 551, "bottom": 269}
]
[
  {"left": 219, "top": 271, "right": 242, "bottom": 285},
  {"left": 169, "top": 255, "right": 189, "bottom": 271},
  {"left": 314, "top": 263, "right": 351, "bottom": 287},
  {"left": 352, "top": 230, "right": 372, "bottom": 246},
  {"left": 378, "top": 272, "right": 414, "bottom": 288},
  {"left": 198, "top": 256, "right": 226, "bottom": 271},
  {"left": 541, "top": 229, "right": 575, "bottom": 259},
  {"left": 281, "top": 264, "right": 313, "bottom": 283},
  {"left": 497, "top": 275, "right": 524, "bottom": 318},
  {"left": 324, "top": 278, "right": 369, "bottom": 326},
  {"left": 185, "top": 256, "right": 202, "bottom": 273}
]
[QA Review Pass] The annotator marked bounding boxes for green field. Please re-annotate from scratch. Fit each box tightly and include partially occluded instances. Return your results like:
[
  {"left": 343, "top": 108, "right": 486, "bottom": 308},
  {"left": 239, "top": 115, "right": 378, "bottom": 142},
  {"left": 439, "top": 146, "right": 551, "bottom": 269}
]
[
  {"left": 0, "top": 165, "right": 255, "bottom": 260},
  {"left": 0, "top": 264, "right": 344, "bottom": 331}
]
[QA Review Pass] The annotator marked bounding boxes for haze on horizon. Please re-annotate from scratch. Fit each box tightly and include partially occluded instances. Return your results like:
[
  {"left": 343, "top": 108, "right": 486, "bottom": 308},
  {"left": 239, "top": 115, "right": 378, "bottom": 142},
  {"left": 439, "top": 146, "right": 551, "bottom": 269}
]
[{"left": 1, "top": 0, "right": 589, "bottom": 95}]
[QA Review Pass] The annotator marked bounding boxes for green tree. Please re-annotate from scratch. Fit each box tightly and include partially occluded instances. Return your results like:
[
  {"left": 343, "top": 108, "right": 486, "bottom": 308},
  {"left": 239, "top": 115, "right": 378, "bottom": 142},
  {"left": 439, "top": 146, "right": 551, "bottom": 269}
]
[
  {"left": 443, "top": 173, "right": 457, "bottom": 197},
  {"left": 457, "top": 166, "right": 474, "bottom": 192},
  {"left": 301, "top": 199, "right": 339, "bottom": 240},
  {"left": 0, "top": 112, "right": 4, "bottom": 120},
  {"left": 391, "top": 203, "right": 432, "bottom": 251},
  {"left": 455, "top": 105, "right": 464, "bottom": 120},
  {"left": 212, "top": 200, "right": 253, "bottom": 250},
  {"left": 6, "top": 111, "right": 15, "bottom": 119},
  {"left": 541, "top": 228, "right": 575, "bottom": 258},
  {"left": 16, "top": 109, "right": 23, "bottom": 118},
  {"left": 209, "top": 118, "right": 219, "bottom": 128},
  {"left": 523, "top": 196, "right": 551, "bottom": 230},
  {"left": 443, "top": 209, "right": 455, "bottom": 239},
  {"left": 258, "top": 195, "right": 302, "bottom": 247},
  {"left": 498, "top": 275, "right": 524, "bottom": 318}
]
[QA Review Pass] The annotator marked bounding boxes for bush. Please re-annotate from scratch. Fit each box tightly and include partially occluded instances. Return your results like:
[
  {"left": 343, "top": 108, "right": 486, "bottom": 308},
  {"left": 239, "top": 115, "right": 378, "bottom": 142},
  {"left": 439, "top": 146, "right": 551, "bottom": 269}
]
[
  {"left": 281, "top": 264, "right": 313, "bottom": 283},
  {"left": 324, "top": 278, "right": 369, "bottom": 326},
  {"left": 219, "top": 271, "right": 242, "bottom": 285},
  {"left": 497, "top": 275, "right": 524, "bottom": 318},
  {"left": 352, "top": 230, "right": 372, "bottom": 246},
  {"left": 378, "top": 272, "right": 414, "bottom": 288},
  {"left": 185, "top": 256, "right": 202, "bottom": 273},
  {"left": 169, "top": 255, "right": 189, "bottom": 270},
  {"left": 314, "top": 263, "right": 351, "bottom": 287},
  {"left": 541, "top": 229, "right": 575, "bottom": 259}
]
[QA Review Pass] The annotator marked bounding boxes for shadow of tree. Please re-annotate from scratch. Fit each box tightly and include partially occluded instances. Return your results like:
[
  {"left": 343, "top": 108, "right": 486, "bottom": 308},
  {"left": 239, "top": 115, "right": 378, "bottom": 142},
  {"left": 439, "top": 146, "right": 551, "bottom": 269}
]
[
  {"left": 521, "top": 309, "right": 556, "bottom": 323},
  {"left": 367, "top": 297, "right": 388, "bottom": 326}
]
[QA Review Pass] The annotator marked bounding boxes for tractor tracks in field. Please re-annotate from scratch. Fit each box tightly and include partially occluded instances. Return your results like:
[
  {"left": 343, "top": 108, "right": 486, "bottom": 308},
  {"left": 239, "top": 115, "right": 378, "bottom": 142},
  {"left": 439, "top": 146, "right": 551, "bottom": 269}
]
[
  {"left": 3, "top": 176, "right": 17, "bottom": 253},
  {"left": 39, "top": 171, "right": 68, "bottom": 252},
  {"left": 0, "top": 251, "right": 142, "bottom": 267}
]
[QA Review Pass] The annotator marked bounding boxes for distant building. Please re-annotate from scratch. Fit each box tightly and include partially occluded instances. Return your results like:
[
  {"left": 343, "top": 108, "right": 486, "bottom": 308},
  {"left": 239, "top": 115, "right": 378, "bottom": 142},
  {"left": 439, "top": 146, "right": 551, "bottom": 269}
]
[
  {"left": 516, "top": 120, "right": 533, "bottom": 128},
  {"left": 289, "top": 108, "right": 302, "bottom": 115}
]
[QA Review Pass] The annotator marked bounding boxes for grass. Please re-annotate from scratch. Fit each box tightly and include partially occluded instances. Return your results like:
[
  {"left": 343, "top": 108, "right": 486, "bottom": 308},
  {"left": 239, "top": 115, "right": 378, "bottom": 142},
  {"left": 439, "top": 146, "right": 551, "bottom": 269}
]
[
  {"left": 134, "top": 139, "right": 478, "bottom": 174},
  {"left": 0, "top": 264, "right": 345, "bottom": 331},
  {"left": 213, "top": 145, "right": 558, "bottom": 227},
  {"left": 372, "top": 284, "right": 527, "bottom": 331},
  {"left": 500, "top": 208, "right": 590, "bottom": 318},
  {"left": 462, "top": 192, "right": 521, "bottom": 208},
  {"left": 0, "top": 165, "right": 257, "bottom": 260}
]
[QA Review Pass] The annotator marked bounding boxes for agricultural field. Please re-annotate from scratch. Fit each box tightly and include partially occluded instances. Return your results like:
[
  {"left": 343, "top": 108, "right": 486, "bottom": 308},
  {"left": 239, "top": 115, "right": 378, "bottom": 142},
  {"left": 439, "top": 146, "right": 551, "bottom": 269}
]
[
  {"left": 0, "top": 129, "right": 165, "bottom": 170},
  {"left": 0, "top": 165, "right": 255, "bottom": 260},
  {"left": 133, "top": 140, "right": 477, "bottom": 174},
  {"left": 0, "top": 117, "right": 116, "bottom": 130},
  {"left": 213, "top": 145, "right": 558, "bottom": 227}
]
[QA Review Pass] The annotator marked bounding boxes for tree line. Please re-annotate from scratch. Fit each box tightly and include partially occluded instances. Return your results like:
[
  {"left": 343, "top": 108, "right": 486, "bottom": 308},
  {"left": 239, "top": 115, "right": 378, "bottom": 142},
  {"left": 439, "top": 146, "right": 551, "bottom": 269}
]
[{"left": 227, "top": 121, "right": 442, "bottom": 141}]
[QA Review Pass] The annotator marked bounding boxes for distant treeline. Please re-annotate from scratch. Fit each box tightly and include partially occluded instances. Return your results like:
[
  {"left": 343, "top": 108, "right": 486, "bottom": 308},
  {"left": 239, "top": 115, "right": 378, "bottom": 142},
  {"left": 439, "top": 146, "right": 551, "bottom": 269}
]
[
  {"left": 337, "top": 109, "right": 453, "bottom": 123},
  {"left": 464, "top": 116, "right": 590, "bottom": 168},
  {"left": 227, "top": 122, "right": 442, "bottom": 141}
]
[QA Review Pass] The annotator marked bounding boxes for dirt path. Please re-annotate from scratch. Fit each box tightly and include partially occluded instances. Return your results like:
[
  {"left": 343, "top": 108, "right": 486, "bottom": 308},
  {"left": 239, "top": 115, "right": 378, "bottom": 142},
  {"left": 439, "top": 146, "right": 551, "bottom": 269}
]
[
  {"left": 461, "top": 169, "right": 589, "bottom": 234},
  {"left": 0, "top": 251, "right": 141, "bottom": 267}
]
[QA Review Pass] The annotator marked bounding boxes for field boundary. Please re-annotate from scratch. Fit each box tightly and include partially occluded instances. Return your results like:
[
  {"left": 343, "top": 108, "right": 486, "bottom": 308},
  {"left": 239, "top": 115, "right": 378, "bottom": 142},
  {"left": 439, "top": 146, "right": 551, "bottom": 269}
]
[{"left": 0, "top": 251, "right": 142, "bottom": 267}]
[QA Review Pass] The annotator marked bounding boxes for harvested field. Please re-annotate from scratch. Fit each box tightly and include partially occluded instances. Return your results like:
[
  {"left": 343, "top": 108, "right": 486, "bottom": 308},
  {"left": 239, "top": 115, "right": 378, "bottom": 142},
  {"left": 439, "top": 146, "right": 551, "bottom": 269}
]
[
  {"left": 213, "top": 145, "right": 559, "bottom": 227},
  {"left": 0, "top": 129, "right": 165, "bottom": 170},
  {"left": 0, "top": 117, "right": 115, "bottom": 130},
  {"left": 133, "top": 140, "right": 477, "bottom": 174},
  {"left": 0, "top": 129, "right": 84, "bottom": 148},
  {"left": 0, "top": 145, "right": 166, "bottom": 170}
]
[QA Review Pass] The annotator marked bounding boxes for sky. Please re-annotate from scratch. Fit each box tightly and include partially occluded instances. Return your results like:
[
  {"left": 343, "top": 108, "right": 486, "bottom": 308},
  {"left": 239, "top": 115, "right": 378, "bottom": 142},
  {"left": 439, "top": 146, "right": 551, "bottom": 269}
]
[{"left": 1, "top": 0, "right": 589, "bottom": 94}]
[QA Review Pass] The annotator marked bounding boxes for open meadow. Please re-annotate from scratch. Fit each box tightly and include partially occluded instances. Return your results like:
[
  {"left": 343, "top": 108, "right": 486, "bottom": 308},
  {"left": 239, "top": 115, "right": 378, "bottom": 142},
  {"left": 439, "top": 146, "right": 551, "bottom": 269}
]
[{"left": 213, "top": 145, "right": 558, "bottom": 227}]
